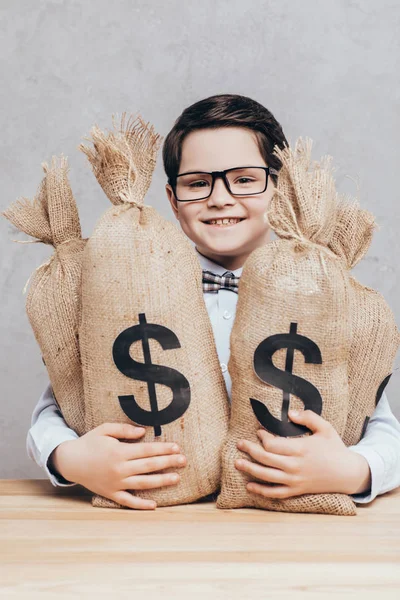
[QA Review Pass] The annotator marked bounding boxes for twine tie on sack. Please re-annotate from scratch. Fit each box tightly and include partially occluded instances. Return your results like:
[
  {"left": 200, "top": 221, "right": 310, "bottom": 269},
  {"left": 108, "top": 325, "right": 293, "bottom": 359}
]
[
  {"left": 202, "top": 270, "right": 240, "bottom": 293},
  {"left": 265, "top": 188, "right": 340, "bottom": 277}
]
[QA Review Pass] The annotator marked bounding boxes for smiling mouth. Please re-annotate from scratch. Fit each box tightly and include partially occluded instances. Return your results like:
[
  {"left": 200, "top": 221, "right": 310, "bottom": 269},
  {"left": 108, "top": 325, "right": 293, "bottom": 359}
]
[{"left": 203, "top": 218, "right": 246, "bottom": 227}]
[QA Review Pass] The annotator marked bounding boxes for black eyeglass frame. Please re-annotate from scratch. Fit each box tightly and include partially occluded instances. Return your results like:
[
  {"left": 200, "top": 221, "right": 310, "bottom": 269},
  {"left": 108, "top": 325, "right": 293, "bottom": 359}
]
[{"left": 168, "top": 166, "right": 279, "bottom": 203}]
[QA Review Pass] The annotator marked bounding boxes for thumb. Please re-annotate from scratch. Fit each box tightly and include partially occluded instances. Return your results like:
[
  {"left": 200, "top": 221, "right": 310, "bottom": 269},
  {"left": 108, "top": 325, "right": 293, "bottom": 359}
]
[
  {"left": 288, "top": 408, "right": 328, "bottom": 434},
  {"left": 98, "top": 422, "right": 146, "bottom": 440}
]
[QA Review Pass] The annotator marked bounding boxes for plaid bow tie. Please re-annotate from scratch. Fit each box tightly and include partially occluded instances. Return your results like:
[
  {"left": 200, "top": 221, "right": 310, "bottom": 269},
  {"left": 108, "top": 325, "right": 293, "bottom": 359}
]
[{"left": 202, "top": 269, "right": 240, "bottom": 293}]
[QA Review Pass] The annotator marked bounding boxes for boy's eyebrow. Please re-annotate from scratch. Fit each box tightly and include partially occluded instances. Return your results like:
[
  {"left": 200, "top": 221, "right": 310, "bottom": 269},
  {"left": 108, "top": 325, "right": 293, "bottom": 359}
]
[
  {"left": 177, "top": 169, "right": 210, "bottom": 175},
  {"left": 177, "top": 165, "right": 273, "bottom": 176}
]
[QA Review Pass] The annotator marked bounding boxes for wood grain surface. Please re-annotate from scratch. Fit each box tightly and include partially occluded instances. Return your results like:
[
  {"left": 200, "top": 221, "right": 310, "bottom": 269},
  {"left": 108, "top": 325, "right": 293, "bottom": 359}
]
[{"left": 1, "top": 480, "right": 399, "bottom": 599}]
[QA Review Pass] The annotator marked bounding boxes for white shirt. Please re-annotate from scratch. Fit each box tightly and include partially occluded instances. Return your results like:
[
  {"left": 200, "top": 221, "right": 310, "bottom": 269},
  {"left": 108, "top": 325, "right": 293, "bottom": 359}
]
[{"left": 27, "top": 246, "right": 400, "bottom": 504}]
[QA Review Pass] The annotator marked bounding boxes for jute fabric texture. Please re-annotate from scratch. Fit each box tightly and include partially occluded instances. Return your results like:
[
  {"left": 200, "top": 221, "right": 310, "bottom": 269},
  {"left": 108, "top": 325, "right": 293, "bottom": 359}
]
[
  {"left": 79, "top": 114, "right": 230, "bottom": 509},
  {"left": 329, "top": 200, "right": 400, "bottom": 447},
  {"left": 2, "top": 157, "right": 86, "bottom": 436},
  {"left": 218, "top": 138, "right": 361, "bottom": 516}
]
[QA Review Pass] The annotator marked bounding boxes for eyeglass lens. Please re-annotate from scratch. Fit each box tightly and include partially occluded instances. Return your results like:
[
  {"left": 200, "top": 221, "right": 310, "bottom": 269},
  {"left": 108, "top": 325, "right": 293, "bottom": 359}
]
[{"left": 175, "top": 167, "right": 267, "bottom": 201}]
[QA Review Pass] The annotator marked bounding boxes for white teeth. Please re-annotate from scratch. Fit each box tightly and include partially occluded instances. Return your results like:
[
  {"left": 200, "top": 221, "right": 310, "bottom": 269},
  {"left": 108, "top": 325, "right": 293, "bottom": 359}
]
[{"left": 207, "top": 218, "right": 242, "bottom": 225}]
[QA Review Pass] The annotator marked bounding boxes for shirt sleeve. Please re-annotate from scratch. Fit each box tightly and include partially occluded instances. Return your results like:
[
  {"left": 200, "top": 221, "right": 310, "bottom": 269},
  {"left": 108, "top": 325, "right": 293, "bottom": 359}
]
[
  {"left": 347, "top": 390, "right": 400, "bottom": 504},
  {"left": 26, "top": 380, "right": 80, "bottom": 487}
]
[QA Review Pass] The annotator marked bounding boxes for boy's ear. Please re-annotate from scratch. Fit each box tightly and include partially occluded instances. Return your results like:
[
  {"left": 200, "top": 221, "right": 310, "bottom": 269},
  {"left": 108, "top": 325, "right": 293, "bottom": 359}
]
[{"left": 165, "top": 184, "right": 179, "bottom": 220}]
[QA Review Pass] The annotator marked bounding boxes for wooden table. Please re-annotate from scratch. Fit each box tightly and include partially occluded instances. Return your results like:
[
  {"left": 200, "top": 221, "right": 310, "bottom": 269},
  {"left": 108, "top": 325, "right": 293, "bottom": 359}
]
[{"left": 1, "top": 480, "right": 399, "bottom": 599}]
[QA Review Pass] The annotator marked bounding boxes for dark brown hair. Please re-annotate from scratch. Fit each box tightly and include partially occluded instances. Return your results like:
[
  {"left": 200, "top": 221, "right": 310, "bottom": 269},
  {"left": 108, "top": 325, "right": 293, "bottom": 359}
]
[{"left": 162, "top": 94, "right": 288, "bottom": 187}]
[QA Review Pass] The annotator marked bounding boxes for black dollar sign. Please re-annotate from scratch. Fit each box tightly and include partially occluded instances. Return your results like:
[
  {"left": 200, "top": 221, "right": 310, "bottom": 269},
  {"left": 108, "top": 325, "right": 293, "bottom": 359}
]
[
  {"left": 359, "top": 373, "right": 392, "bottom": 442},
  {"left": 112, "top": 313, "right": 191, "bottom": 437},
  {"left": 250, "top": 322, "right": 323, "bottom": 437}
]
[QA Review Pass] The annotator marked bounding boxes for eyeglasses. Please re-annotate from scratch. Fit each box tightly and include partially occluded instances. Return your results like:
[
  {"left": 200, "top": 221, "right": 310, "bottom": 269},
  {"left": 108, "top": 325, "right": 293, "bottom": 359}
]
[{"left": 168, "top": 166, "right": 279, "bottom": 203}]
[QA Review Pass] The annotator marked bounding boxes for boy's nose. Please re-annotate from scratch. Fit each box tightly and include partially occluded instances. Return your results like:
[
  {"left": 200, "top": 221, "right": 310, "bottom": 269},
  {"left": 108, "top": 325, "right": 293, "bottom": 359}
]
[{"left": 207, "top": 178, "right": 235, "bottom": 207}]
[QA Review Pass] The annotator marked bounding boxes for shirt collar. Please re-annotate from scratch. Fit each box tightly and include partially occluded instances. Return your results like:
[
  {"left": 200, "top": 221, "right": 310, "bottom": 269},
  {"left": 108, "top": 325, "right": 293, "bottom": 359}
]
[{"left": 195, "top": 246, "right": 243, "bottom": 277}]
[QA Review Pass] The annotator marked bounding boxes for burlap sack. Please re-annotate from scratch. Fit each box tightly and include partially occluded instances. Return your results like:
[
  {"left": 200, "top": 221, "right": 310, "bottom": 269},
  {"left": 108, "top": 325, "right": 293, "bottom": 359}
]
[
  {"left": 78, "top": 113, "right": 229, "bottom": 509},
  {"left": 329, "top": 200, "right": 400, "bottom": 446},
  {"left": 217, "top": 138, "right": 358, "bottom": 516},
  {"left": 2, "top": 157, "right": 86, "bottom": 436}
]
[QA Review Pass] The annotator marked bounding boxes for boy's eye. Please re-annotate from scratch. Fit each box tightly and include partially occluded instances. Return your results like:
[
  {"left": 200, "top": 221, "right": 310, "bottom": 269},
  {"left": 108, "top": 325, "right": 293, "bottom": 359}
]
[
  {"left": 235, "top": 177, "right": 254, "bottom": 185},
  {"left": 188, "top": 180, "right": 210, "bottom": 188}
]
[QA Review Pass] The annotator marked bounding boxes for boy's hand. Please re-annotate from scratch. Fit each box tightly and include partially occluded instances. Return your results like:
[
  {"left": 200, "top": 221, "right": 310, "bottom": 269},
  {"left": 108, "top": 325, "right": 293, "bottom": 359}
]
[
  {"left": 49, "top": 423, "right": 186, "bottom": 510},
  {"left": 235, "top": 409, "right": 371, "bottom": 499}
]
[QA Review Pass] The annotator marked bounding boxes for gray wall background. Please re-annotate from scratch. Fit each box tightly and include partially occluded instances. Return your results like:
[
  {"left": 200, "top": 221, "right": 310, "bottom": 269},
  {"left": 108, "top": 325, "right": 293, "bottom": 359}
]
[{"left": 1, "top": 0, "right": 399, "bottom": 479}]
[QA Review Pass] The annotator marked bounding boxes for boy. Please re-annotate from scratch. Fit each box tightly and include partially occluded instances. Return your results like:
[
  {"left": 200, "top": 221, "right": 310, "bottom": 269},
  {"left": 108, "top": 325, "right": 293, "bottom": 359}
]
[{"left": 27, "top": 94, "right": 400, "bottom": 510}]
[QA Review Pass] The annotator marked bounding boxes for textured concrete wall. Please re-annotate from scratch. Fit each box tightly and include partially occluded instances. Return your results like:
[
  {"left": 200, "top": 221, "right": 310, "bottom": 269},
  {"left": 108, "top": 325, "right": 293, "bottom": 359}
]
[{"left": 1, "top": 0, "right": 399, "bottom": 478}]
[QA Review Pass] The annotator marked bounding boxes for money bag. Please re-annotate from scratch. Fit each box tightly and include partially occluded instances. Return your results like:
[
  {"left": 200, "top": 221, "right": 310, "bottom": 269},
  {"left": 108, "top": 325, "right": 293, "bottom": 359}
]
[
  {"left": 78, "top": 113, "right": 230, "bottom": 509},
  {"left": 217, "top": 138, "right": 358, "bottom": 516},
  {"left": 2, "top": 157, "right": 87, "bottom": 436},
  {"left": 329, "top": 200, "right": 400, "bottom": 447}
]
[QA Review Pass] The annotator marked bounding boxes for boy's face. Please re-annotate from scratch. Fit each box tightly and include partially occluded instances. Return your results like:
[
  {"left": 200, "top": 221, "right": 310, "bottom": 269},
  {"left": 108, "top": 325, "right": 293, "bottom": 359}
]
[{"left": 165, "top": 127, "right": 275, "bottom": 270}]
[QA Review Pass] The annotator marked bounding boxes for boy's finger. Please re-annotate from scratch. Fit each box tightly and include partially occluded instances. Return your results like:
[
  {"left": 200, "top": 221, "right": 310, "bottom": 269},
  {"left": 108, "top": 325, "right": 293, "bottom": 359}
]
[
  {"left": 289, "top": 409, "right": 332, "bottom": 435},
  {"left": 112, "top": 490, "right": 157, "bottom": 510},
  {"left": 257, "top": 429, "right": 303, "bottom": 456},
  {"left": 122, "top": 441, "right": 182, "bottom": 459},
  {"left": 237, "top": 439, "right": 292, "bottom": 471},
  {"left": 121, "top": 453, "right": 186, "bottom": 477},
  {"left": 124, "top": 472, "right": 181, "bottom": 490},
  {"left": 98, "top": 422, "right": 146, "bottom": 439},
  {"left": 234, "top": 458, "right": 288, "bottom": 485}
]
